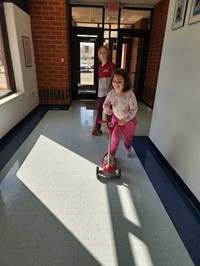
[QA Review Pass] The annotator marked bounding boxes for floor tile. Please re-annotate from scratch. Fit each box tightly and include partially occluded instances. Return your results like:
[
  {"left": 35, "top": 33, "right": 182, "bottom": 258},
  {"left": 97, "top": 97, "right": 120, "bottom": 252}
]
[
  {"left": 0, "top": 100, "right": 197, "bottom": 265},
  {"left": 0, "top": 248, "right": 36, "bottom": 266}
]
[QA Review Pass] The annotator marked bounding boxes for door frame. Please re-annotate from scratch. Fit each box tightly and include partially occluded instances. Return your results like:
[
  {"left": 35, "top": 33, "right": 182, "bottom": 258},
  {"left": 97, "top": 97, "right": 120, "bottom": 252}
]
[
  {"left": 71, "top": 27, "right": 103, "bottom": 100},
  {"left": 116, "top": 29, "right": 150, "bottom": 100}
]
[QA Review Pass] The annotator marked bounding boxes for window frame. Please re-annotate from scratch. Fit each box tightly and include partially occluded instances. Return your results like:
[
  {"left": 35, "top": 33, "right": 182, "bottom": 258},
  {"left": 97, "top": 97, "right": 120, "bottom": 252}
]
[{"left": 0, "top": 1, "right": 16, "bottom": 100}]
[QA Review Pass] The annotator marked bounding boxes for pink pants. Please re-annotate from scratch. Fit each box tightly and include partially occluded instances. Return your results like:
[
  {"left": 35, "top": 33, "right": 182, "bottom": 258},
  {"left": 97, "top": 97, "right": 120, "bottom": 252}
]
[
  {"left": 95, "top": 97, "right": 111, "bottom": 129},
  {"left": 110, "top": 116, "right": 137, "bottom": 156}
]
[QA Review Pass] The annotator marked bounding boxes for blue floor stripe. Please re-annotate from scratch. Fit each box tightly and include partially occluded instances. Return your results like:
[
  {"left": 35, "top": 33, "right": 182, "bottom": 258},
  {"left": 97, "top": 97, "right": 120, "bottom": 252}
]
[{"left": 0, "top": 107, "right": 47, "bottom": 172}]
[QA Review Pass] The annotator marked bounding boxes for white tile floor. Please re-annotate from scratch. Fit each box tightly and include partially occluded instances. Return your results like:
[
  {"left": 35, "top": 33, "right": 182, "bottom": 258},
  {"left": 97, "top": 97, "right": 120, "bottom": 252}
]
[{"left": 0, "top": 101, "right": 194, "bottom": 265}]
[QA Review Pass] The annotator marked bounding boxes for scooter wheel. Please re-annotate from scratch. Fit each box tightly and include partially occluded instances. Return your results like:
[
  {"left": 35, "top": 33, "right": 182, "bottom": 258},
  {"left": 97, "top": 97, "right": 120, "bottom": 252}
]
[
  {"left": 116, "top": 167, "right": 121, "bottom": 178},
  {"left": 96, "top": 166, "right": 99, "bottom": 177}
]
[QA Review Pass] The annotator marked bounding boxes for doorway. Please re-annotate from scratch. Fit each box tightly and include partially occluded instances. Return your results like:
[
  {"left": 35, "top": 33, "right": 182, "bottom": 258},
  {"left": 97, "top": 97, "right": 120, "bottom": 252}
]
[
  {"left": 71, "top": 28, "right": 103, "bottom": 100},
  {"left": 116, "top": 29, "right": 150, "bottom": 100},
  {"left": 70, "top": 6, "right": 152, "bottom": 101}
]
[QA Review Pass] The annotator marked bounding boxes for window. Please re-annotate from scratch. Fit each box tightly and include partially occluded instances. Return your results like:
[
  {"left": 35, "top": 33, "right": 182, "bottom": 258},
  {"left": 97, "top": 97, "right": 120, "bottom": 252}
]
[
  {"left": 120, "top": 9, "right": 151, "bottom": 29},
  {"left": 0, "top": 1, "right": 16, "bottom": 99},
  {"left": 71, "top": 7, "right": 103, "bottom": 27}
]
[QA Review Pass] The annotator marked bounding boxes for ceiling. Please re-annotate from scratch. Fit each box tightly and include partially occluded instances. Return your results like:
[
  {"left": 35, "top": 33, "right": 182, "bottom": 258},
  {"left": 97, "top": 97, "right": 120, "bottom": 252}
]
[{"left": 70, "top": 0, "right": 161, "bottom": 25}]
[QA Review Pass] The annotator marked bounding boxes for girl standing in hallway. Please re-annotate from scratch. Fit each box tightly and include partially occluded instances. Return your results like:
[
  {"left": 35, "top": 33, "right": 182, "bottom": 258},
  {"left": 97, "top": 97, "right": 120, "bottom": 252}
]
[
  {"left": 103, "top": 68, "right": 137, "bottom": 162},
  {"left": 92, "top": 45, "right": 115, "bottom": 136}
]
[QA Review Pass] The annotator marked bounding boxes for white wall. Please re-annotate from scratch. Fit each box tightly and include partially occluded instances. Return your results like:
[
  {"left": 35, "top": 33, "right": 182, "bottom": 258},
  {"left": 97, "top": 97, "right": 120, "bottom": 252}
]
[
  {"left": 0, "top": 3, "right": 39, "bottom": 139},
  {"left": 149, "top": 0, "right": 200, "bottom": 201}
]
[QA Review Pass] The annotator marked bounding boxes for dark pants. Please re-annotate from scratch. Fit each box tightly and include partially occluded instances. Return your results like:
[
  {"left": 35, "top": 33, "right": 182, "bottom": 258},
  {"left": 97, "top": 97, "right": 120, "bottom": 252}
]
[{"left": 95, "top": 96, "right": 111, "bottom": 129}]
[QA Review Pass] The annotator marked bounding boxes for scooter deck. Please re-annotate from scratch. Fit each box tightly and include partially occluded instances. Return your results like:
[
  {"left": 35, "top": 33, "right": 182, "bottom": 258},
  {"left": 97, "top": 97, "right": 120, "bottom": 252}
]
[{"left": 96, "top": 166, "right": 121, "bottom": 179}]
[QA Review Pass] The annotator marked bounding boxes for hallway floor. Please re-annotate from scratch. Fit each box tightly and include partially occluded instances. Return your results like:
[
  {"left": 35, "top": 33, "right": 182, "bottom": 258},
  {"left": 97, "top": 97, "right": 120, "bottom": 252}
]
[{"left": 0, "top": 100, "right": 199, "bottom": 266}]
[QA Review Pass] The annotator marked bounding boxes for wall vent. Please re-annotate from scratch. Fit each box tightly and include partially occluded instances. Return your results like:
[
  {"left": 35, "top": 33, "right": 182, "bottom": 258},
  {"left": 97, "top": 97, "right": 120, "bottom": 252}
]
[{"left": 39, "top": 89, "right": 68, "bottom": 101}]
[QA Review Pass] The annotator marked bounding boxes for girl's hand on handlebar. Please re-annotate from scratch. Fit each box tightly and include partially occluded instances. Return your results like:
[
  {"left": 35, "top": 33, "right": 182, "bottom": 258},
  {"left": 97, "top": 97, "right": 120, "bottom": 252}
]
[
  {"left": 118, "top": 119, "right": 125, "bottom": 126},
  {"left": 106, "top": 109, "right": 113, "bottom": 116}
]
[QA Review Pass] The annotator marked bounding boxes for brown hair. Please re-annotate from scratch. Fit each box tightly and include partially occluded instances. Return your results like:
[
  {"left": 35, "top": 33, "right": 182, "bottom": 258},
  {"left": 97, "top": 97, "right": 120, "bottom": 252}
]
[{"left": 110, "top": 68, "right": 132, "bottom": 92}]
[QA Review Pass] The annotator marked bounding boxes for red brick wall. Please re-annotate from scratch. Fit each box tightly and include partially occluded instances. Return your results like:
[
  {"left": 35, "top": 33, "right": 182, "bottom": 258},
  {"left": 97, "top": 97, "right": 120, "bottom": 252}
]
[
  {"left": 29, "top": 0, "right": 71, "bottom": 105},
  {"left": 143, "top": 0, "right": 170, "bottom": 107}
]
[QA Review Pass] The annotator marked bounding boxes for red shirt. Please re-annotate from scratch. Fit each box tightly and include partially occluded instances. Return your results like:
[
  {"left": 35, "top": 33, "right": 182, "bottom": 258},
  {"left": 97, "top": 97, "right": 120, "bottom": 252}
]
[{"left": 98, "top": 61, "right": 115, "bottom": 97}]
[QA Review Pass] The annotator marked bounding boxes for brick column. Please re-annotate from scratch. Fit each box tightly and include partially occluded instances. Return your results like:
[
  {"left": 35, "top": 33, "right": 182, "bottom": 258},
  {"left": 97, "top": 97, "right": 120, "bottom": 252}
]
[
  {"left": 29, "top": 0, "right": 71, "bottom": 105},
  {"left": 143, "top": 0, "right": 170, "bottom": 107}
]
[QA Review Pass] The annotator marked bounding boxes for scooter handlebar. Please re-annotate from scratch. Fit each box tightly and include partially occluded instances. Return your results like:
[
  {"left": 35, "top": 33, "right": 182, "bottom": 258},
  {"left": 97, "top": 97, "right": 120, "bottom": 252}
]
[{"left": 98, "top": 120, "right": 116, "bottom": 134}]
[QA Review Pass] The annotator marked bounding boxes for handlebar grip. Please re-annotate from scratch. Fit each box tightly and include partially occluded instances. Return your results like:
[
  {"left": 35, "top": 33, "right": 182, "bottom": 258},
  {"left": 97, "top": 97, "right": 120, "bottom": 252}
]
[{"left": 98, "top": 120, "right": 116, "bottom": 134}]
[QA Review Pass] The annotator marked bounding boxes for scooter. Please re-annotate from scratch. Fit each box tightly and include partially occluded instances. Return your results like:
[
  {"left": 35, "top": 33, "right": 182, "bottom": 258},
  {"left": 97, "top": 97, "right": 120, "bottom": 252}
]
[{"left": 96, "top": 120, "right": 121, "bottom": 179}]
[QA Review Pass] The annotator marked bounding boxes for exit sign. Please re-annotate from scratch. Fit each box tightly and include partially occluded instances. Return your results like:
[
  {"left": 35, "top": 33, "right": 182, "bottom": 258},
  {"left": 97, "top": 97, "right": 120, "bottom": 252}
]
[{"left": 109, "top": 2, "right": 119, "bottom": 11}]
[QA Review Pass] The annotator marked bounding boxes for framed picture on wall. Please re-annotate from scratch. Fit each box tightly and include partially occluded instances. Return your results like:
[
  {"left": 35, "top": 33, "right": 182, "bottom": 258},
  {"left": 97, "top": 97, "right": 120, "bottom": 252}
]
[
  {"left": 22, "top": 36, "right": 32, "bottom": 67},
  {"left": 172, "top": 0, "right": 188, "bottom": 30},
  {"left": 189, "top": 0, "right": 200, "bottom": 24}
]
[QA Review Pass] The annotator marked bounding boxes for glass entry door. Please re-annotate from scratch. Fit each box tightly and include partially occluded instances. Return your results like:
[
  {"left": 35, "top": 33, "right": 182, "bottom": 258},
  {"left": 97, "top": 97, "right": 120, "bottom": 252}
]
[
  {"left": 71, "top": 28, "right": 103, "bottom": 100},
  {"left": 79, "top": 41, "right": 95, "bottom": 94}
]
